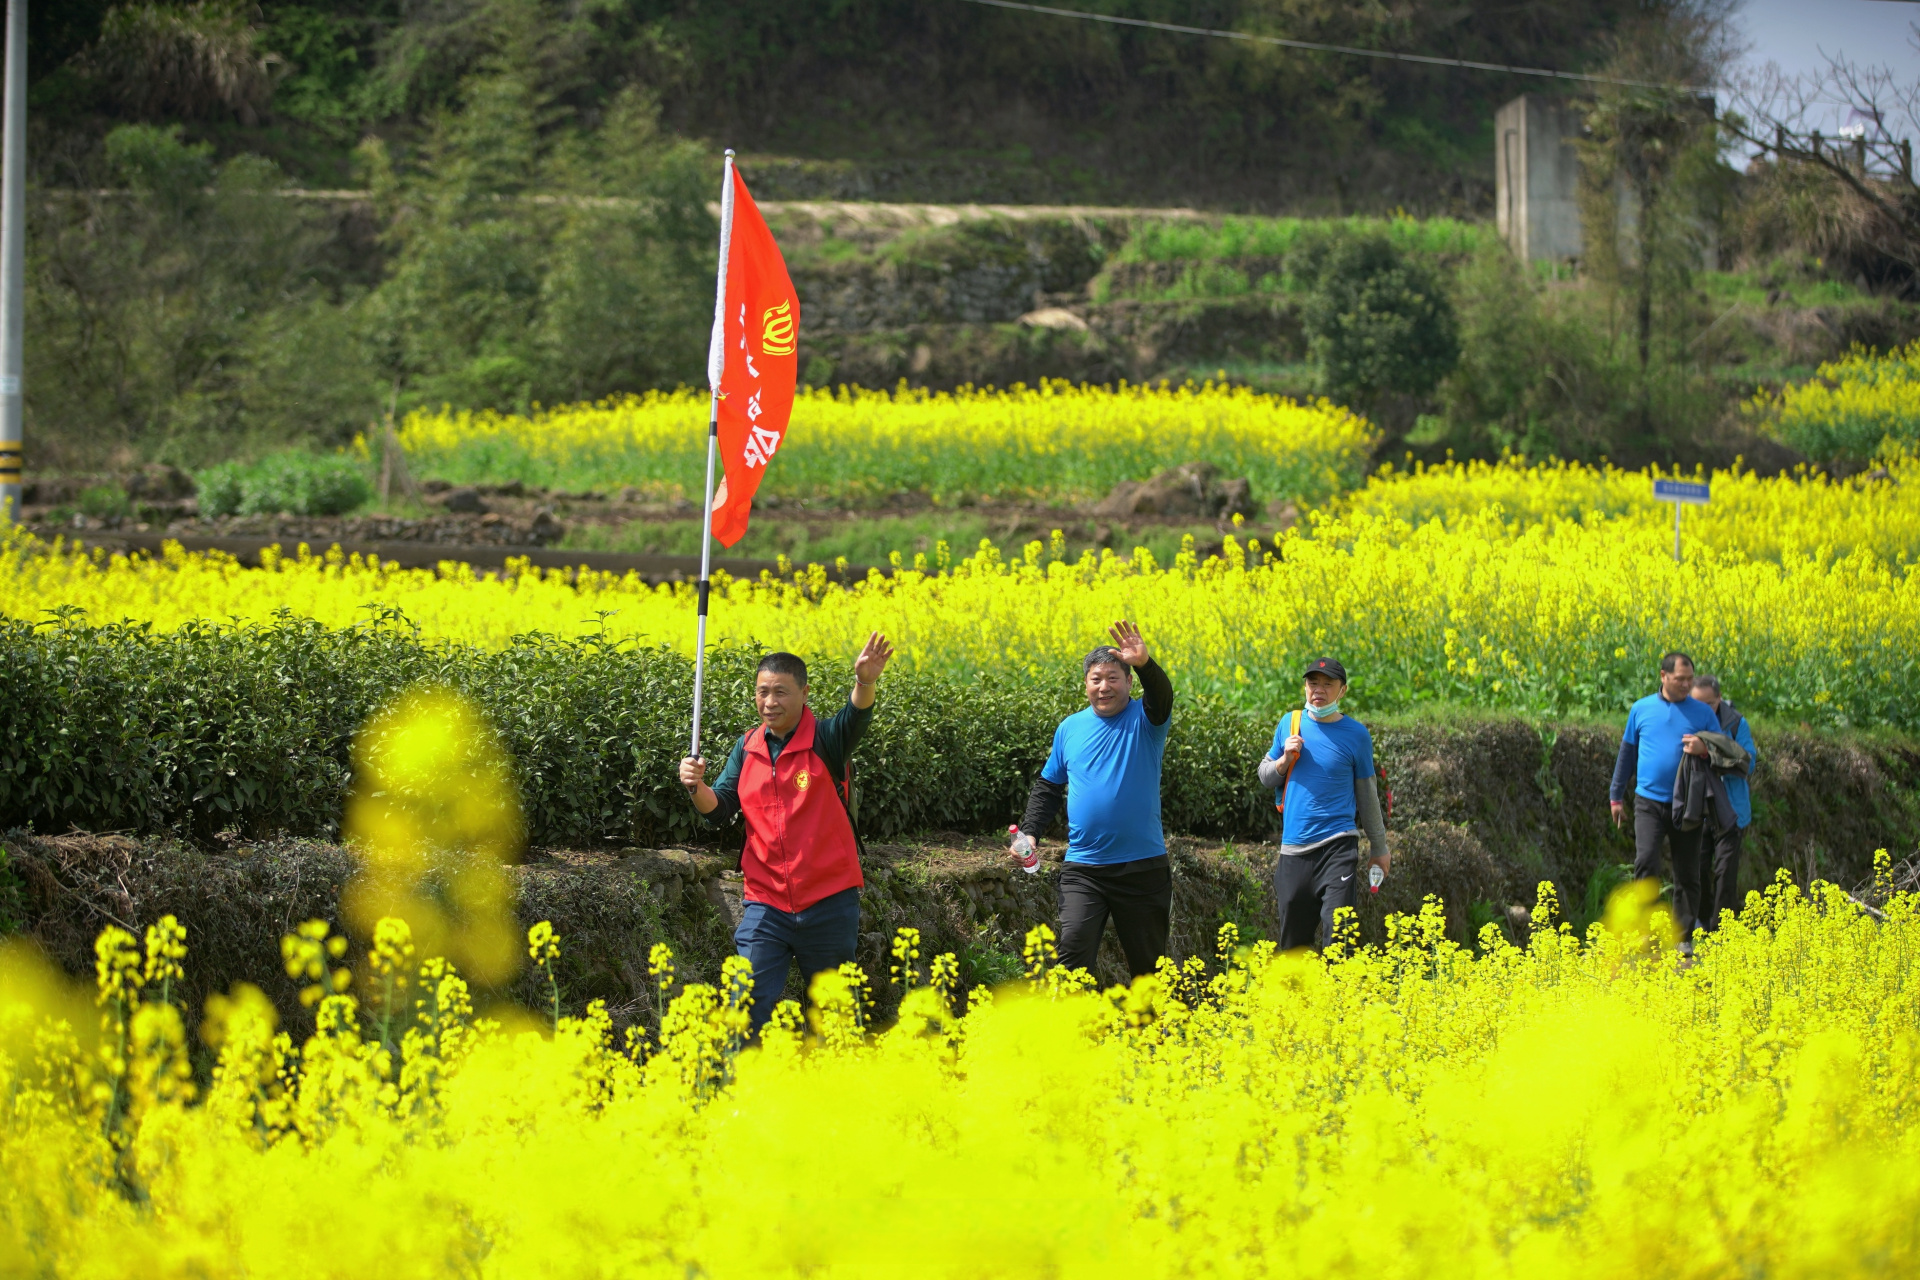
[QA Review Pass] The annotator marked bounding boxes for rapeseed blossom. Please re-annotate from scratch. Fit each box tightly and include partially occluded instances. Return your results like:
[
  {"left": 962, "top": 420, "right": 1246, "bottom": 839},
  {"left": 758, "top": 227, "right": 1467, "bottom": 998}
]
[
  {"left": 381, "top": 380, "right": 1376, "bottom": 505},
  {"left": 1761, "top": 339, "right": 1920, "bottom": 459},
  {"left": 0, "top": 872, "right": 1916, "bottom": 1276},
  {"left": 6, "top": 449, "right": 1920, "bottom": 724},
  {"left": 1345, "top": 451, "right": 1920, "bottom": 568}
]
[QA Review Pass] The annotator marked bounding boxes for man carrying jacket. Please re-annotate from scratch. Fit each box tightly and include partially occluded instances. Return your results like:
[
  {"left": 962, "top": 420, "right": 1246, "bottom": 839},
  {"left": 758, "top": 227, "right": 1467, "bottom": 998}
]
[
  {"left": 1691, "top": 672, "right": 1758, "bottom": 929},
  {"left": 678, "top": 633, "right": 893, "bottom": 1029},
  {"left": 1609, "top": 651, "right": 1719, "bottom": 941},
  {"left": 1258, "top": 657, "right": 1390, "bottom": 951},
  {"left": 1012, "top": 621, "right": 1174, "bottom": 978}
]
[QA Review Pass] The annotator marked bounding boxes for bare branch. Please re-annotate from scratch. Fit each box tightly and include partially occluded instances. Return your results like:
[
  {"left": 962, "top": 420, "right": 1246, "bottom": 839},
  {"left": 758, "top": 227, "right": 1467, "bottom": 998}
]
[{"left": 1723, "top": 34, "right": 1920, "bottom": 274}]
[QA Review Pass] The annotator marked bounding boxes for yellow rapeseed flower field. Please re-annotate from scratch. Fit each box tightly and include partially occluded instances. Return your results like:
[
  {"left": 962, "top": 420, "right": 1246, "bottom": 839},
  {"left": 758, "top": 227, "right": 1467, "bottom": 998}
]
[
  {"left": 7, "top": 450, "right": 1920, "bottom": 724},
  {"left": 383, "top": 380, "right": 1376, "bottom": 505},
  {"left": 1760, "top": 339, "right": 1920, "bottom": 460},
  {"left": 1344, "top": 453, "right": 1920, "bottom": 568},
  {"left": 2, "top": 870, "right": 1917, "bottom": 1277}
]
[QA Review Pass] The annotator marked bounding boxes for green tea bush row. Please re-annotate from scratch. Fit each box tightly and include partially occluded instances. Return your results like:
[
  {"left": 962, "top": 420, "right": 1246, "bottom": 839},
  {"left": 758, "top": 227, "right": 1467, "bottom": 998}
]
[
  {"left": 196, "top": 451, "right": 374, "bottom": 517},
  {"left": 0, "top": 616, "right": 1276, "bottom": 847}
]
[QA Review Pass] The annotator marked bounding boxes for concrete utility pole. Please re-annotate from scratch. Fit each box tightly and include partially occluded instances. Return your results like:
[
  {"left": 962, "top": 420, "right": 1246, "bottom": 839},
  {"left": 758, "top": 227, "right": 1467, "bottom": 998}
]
[{"left": 0, "top": 0, "right": 23, "bottom": 522}]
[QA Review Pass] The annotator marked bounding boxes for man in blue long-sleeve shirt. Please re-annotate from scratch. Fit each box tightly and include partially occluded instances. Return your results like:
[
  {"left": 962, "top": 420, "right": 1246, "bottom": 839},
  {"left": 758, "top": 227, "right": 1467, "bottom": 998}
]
[
  {"left": 1609, "top": 651, "right": 1719, "bottom": 940},
  {"left": 1691, "top": 672, "right": 1758, "bottom": 929}
]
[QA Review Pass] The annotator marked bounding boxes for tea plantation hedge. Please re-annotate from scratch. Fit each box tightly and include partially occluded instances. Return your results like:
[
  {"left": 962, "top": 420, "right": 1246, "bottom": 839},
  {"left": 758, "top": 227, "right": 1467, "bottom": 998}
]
[
  {"left": 3, "top": 615, "right": 1916, "bottom": 902},
  {"left": 0, "top": 614, "right": 1275, "bottom": 846}
]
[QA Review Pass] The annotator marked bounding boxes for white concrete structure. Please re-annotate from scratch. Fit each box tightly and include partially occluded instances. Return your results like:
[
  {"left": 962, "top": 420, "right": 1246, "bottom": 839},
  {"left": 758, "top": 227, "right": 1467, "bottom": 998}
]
[{"left": 1495, "top": 95, "right": 1585, "bottom": 263}]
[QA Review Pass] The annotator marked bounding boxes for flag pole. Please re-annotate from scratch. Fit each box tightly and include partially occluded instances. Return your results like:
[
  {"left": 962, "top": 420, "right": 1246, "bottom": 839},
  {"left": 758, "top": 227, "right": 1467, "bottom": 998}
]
[
  {"left": 0, "top": 0, "right": 25, "bottom": 523},
  {"left": 690, "top": 149, "right": 736, "bottom": 760}
]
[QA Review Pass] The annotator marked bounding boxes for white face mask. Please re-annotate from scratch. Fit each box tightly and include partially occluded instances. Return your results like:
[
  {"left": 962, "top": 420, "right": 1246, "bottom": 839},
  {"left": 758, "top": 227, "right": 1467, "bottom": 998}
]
[{"left": 1305, "top": 699, "right": 1342, "bottom": 721}]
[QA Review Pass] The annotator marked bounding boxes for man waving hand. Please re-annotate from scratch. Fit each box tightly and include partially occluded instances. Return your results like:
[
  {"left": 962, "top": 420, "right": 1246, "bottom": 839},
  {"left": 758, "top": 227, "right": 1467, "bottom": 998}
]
[{"left": 1012, "top": 621, "right": 1175, "bottom": 978}]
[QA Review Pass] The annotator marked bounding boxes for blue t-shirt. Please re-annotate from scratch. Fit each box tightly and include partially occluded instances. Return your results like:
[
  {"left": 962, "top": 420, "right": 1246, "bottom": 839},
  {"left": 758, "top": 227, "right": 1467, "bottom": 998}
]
[
  {"left": 1041, "top": 697, "right": 1170, "bottom": 865},
  {"left": 1273, "top": 713, "right": 1376, "bottom": 847},
  {"left": 1711, "top": 704, "right": 1758, "bottom": 829},
  {"left": 1623, "top": 693, "right": 1720, "bottom": 804}
]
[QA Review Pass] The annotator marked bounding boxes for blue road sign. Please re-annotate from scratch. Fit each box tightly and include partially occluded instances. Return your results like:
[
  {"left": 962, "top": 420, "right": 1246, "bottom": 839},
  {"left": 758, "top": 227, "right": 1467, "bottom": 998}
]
[{"left": 1653, "top": 479, "right": 1710, "bottom": 504}]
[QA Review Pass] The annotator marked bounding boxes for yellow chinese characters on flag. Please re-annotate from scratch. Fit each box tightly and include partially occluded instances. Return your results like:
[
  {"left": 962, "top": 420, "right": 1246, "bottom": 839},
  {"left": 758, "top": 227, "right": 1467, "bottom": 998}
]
[{"left": 712, "top": 166, "right": 800, "bottom": 547}]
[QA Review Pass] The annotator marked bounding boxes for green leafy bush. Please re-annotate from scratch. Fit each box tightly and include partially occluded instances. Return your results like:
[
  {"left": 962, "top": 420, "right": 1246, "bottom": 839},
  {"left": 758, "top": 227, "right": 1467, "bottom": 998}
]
[
  {"left": 1295, "top": 230, "right": 1460, "bottom": 399},
  {"left": 0, "top": 842, "right": 23, "bottom": 934},
  {"left": 1432, "top": 244, "right": 1731, "bottom": 461},
  {"left": 0, "top": 615, "right": 1273, "bottom": 846},
  {"left": 78, "top": 485, "right": 131, "bottom": 520},
  {"left": 196, "top": 451, "right": 374, "bottom": 517}
]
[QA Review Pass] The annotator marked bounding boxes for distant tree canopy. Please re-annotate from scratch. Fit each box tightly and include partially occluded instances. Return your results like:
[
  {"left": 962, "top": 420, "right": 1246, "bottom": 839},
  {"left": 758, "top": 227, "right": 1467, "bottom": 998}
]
[
  {"left": 26, "top": 4, "right": 715, "bottom": 469},
  {"left": 31, "top": 0, "right": 1642, "bottom": 208}
]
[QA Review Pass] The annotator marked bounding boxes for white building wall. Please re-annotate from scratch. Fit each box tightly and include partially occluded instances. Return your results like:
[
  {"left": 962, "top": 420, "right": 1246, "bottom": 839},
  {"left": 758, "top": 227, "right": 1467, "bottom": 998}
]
[{"left": 1495, "top": 95, "right": 1584, "bottom": 263}]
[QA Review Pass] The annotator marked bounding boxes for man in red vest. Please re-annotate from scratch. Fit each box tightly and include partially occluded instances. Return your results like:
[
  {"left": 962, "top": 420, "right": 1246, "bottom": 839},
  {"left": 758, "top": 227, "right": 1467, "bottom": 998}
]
[{"left": 678, "top": 633, "right": 894, "bottom": 1029}]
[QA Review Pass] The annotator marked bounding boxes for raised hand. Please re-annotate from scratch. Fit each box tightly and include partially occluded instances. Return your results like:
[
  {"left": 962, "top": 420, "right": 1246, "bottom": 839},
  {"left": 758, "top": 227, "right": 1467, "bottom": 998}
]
[
  {"left": 854, "top": 631, "right": 895, "bottom": 685},
  {"left": 678, "top": 756, "right": 706, "bottom": 790},
  {"left": 852, "top": 632, "right": 894, "bottom": 709},
  {"left": 1107, "top": 620, "right": 1149, "bottom": 668}
]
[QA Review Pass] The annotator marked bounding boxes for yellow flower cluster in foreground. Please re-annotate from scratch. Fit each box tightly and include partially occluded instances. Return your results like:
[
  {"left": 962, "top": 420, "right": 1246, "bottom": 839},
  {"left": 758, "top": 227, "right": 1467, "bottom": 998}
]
[
  {"left": 8, "top": 450, "right": 1920, "bottom": 723},
  {"left": 3, "top": 871, "right": 1916, "bottom": 1277},
  {"left": 383, "top": 380, "right": 1376, "bottom": 505}
]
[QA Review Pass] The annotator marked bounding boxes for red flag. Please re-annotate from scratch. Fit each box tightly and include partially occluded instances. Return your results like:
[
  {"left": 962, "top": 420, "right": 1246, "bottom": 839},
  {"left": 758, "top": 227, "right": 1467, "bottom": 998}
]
[{"left": 710, "top": 166, "right": 798, "bottom": 548}]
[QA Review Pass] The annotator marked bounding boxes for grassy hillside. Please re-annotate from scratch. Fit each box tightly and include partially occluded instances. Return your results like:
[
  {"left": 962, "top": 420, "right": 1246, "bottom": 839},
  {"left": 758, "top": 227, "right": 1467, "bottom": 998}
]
[
  {"left": 19, "top": 1, "right": 1904, "bottom": 477},
  {"left": 31, "top": 0, "right": 1637, "bottom": 212}
]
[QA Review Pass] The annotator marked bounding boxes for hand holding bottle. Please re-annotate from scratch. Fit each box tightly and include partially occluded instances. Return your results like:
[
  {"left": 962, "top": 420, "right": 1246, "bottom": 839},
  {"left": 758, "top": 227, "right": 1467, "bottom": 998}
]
[{"left": 1009, "top": 825, "right": 1040, "bottom": 875}]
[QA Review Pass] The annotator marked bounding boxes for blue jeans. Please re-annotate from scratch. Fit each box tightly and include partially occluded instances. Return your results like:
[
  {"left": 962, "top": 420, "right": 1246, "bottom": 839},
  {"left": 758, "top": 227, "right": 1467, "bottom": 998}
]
[{"left": 733, "top": 887, "right": 862, "bottom": 1030}]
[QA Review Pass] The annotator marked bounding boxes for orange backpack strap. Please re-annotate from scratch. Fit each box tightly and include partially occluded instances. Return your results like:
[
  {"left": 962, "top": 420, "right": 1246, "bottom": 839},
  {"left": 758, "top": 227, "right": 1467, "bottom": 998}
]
[{"left": 1273, "top": 710, "right": 1304, "bottom": 813}]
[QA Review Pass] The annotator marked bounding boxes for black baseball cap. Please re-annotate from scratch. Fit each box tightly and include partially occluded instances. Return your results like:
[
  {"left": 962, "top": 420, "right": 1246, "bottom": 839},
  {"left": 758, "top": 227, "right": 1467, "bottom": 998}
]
[{"left": 1302, "top": 657, "right": 1348, "bottom": 682}]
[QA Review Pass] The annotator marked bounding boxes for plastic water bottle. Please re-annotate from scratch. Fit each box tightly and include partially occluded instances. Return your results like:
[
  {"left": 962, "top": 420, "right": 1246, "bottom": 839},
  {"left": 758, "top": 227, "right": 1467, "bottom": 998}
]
[
  {"left": 1009, "top": 824, "right": 1040, "bottom": 875},
  {"left": 1368, "top": 864, "right": 1385, "bottom": 894}
]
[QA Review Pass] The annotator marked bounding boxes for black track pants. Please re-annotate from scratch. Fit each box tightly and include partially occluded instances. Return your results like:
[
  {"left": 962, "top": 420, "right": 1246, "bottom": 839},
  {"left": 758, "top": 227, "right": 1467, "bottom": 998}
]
[
  {"left": 1633, "top": 796, "right": 1705, "bottom": 938},
  {"left": 1274, "top": 835, "right": 1361, "bottom": 952},
  {"left": 1701, "top": 821, "right": 1746, "bottom": 930},
  {"left": 1056, "top": 856, "right": 1173, "bottom": 977}
]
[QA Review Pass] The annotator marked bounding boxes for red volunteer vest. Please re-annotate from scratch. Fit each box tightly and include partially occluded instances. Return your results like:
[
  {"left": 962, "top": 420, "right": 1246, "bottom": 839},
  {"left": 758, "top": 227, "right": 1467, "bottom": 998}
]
[{"left": 737, "top": 707, "right": 863, "bottom": 913}]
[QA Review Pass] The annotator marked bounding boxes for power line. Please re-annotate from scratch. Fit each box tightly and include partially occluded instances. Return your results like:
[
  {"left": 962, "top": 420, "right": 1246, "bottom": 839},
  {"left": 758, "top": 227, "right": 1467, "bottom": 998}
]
[{"left": 952, "top": 0, "right": 1705, "bottom": 92}]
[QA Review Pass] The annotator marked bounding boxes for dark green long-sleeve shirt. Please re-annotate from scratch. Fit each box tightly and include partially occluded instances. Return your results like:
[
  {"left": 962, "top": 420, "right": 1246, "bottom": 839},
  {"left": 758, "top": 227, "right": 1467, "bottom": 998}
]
[{"left": 700, "top": 695, "right": 872, "bottom": 827}]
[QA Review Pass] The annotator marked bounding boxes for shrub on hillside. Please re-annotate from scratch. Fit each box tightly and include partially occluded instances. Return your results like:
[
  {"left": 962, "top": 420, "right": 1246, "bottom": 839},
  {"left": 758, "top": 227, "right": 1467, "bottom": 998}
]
[
  {"left": 1294, "top": 230, "right": 1460, "bottom": 401},
  {"left": 197, "top": 451, "right": 374, "bottom": 517},
  {"left": 29, "top": 125, "right": 387, "bottom": 471},
  {"left": 1432, "top": 243, "right": 1730, "bottom": 461}
]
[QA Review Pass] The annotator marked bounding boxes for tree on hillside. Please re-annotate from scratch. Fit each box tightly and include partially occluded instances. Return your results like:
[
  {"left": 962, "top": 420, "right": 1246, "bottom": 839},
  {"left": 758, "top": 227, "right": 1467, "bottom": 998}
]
[
  {"left": 25, "top": 1, "right": 715, "bottom": 468},
  {"left": 80, "top": 1, "right": 281, "bottom": 125},
  {"left": 26, "top": 0, "right": 1652, "bottom": 210},
  {"left": 358, "top": 6, "right": 712, "bottom": 413},
  {"left": 1294, "top": 231, "right": 1459, "bottom": 437},
  {"left": 1574, "top": 1, "right": 1737, "bottom": 439},
  {"left": 26, "top": 125, "right": 374, "bottom": 468}
]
